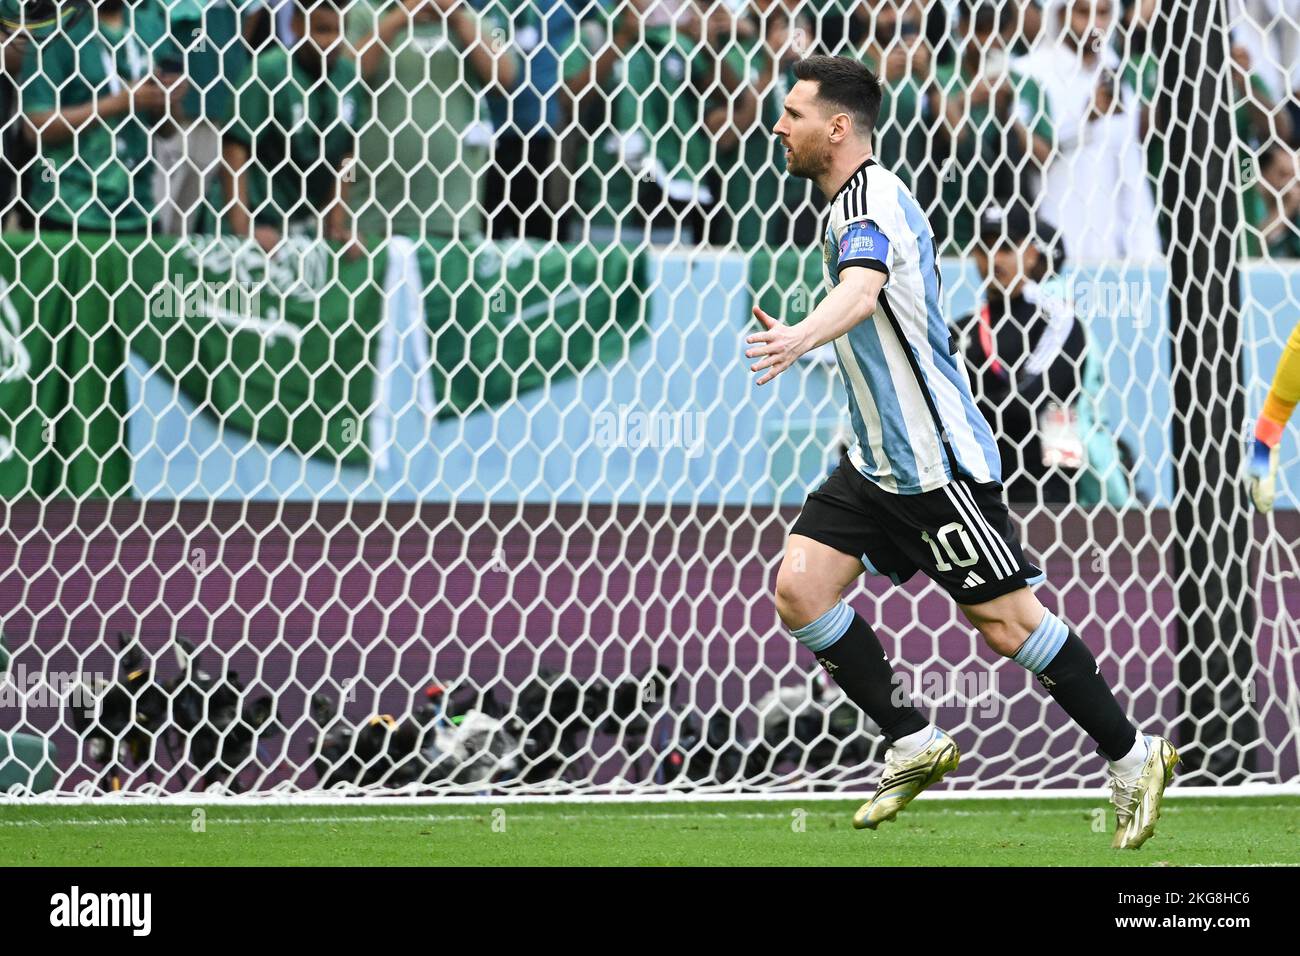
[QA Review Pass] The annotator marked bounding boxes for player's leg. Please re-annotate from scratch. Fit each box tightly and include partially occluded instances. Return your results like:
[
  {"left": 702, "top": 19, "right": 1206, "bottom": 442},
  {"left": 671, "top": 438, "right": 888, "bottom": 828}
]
[
  {"left": 886, "top": 473, "right": 1130, "bottom": 753},
  {"left": 775, "top": 532, "right": 959, "bottom": 831},
  {"left": 775, "top": 533, "right": 930, "bottom": 743},
  {"left": 958, "top": 585, "right": 1178, "bottom": 849},
  {"left": 925, "top": 477, "right": 1178, "bottom": 848},
  {"left": 959, "top": 587, "right": 1135, "bottom": 754},
  {"left": 782, "top": 457, "right": 959, "bottom": 830},
  {"left": 780, "top": 452, "right": 938, "bottom": 747}
]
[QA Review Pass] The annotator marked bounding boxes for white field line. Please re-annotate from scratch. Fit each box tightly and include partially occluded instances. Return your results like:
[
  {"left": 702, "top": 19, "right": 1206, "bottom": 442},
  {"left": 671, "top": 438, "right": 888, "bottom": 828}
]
[
  {"left": 1, "top": 783, "right": 1298, "bottom": 806},
  {"left": 1, "top": 803, "right": 1297, "bottom": 828}
]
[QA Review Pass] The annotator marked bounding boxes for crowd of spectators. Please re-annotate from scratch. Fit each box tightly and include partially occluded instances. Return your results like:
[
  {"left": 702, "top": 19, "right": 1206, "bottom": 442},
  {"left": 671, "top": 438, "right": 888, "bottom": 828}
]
[{"left": 0, "top": 0, "right": 1297, "bottom": 258}]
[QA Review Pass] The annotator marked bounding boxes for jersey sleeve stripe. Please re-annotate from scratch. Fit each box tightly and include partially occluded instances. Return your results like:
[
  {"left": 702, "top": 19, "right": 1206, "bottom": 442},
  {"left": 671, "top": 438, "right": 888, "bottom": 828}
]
[{"left": 837, "top": 257, "right": 888, "bottom": 277}]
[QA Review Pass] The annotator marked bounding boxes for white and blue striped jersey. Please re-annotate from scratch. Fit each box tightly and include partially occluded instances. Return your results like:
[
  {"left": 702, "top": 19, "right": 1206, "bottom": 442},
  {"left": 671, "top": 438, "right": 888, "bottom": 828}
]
[{"left": 820, "top": 158, "right": 1002, "bottom": 494}]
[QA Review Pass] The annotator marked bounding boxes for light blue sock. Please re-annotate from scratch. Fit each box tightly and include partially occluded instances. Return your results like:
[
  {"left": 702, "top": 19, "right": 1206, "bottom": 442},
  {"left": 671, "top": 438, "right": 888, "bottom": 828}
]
[
  {"left": 1012, "top": 611, "right": 1069, "bottom": 674},
  {"left": 790, "top": 599, "right": 854, "bottom": 652}
]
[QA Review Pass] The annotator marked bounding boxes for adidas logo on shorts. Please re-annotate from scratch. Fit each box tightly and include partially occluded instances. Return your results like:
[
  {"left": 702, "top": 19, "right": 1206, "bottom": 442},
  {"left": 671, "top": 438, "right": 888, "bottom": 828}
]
[{"left": 962, "top": 571, "right": 986, "bottom": 589}]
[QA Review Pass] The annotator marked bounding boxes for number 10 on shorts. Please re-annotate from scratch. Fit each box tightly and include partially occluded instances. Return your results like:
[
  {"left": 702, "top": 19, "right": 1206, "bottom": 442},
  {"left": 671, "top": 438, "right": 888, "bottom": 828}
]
[{"left": 922, "top": 522, "right": 980, "bottom": 570}]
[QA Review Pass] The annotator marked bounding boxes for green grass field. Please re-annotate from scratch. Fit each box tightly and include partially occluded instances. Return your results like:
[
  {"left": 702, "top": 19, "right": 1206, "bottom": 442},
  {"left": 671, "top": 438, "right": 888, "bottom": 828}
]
[{"left": 1, "top": 797, "right": 1297, "bottom": 866}]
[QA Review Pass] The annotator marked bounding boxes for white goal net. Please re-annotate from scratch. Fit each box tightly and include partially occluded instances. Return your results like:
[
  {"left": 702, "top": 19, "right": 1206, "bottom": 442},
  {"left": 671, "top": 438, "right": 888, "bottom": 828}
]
[{"left": 0, "top": 0, "right": 1296, "bottom": 798}]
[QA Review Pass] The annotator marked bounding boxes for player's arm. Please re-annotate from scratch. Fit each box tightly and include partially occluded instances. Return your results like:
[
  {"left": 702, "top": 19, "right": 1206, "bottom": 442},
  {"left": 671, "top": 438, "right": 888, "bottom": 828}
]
[
  {"left": 1249, "top": 318, "right": 1300, "bottom": 511},
  {"left": 747, "top": 266, "right": 886, "bottom": 386}
]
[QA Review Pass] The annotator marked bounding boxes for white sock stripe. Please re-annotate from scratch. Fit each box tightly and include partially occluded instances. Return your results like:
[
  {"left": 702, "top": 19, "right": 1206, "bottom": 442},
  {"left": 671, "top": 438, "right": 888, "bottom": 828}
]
[
  {"left": 943, "top": 483, "right": 1014, "bottom": 577},
  {"left": 1020, "top": 619, "right": 1051, "bottom": 668},
  {"left": 790, "top": 599, "right": 854, "bottom": 652},
  {"left": 952, "top": 479, "right": 1019, "bottom": 573},
  {"left": 1017, "top": 612, "right": 1068, "bottom": 671},
  {"left": 1030, "top": 616, "right": 1063, "bottom": 661},
  {"left": 1036, "top": 616, "right": 1069, "bottom": 669}
]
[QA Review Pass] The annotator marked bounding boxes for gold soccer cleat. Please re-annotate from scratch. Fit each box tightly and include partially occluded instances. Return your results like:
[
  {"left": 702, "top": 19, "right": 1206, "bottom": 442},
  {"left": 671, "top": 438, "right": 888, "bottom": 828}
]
[
  {"left": 1110, "top": 735, "right": 1180, "bottom": 850},
  {"left": 853, "top": 729, "right": 960, "bottom": 830}
]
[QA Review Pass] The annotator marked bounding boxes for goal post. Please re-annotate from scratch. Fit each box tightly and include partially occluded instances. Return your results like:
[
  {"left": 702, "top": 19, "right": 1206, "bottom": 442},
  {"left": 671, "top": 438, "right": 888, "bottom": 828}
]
[
  {"left": 1154, "top": 0, "right": 1259, "bottom": 783},
  {"left": 0, "top": 0, "right": 1296, "bottom": 800}
]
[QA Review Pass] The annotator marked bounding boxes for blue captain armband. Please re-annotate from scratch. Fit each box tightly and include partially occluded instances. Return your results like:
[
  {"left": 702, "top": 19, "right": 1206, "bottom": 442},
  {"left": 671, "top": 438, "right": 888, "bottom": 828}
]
[{"left": 836, "top": 220, "right": 890, "bottom": 277}]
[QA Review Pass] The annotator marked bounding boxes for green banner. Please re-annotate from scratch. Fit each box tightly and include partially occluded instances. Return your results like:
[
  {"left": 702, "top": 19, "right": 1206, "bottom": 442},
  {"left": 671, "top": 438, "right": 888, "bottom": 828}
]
[
  {"left": 420, "top": 240, "right": 649, "bottom": 418},
  {"left": 113, "top": 234, "right": 387, "bottom": 465},
  {"left": 0, "top": 233, "right": 131, "bottom": 497},
  {"left": 747, "top": 245, "right": 825, "bottom": 327},
  {"left": 0, "top": 233, "right": 648, "bottom": 496}
]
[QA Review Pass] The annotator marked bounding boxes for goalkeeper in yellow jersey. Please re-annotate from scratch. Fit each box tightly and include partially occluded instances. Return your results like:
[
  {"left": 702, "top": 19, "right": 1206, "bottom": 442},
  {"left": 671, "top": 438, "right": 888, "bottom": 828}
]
[{"left": 1250, "top": 321, "right": 1300, "bottom": 512}]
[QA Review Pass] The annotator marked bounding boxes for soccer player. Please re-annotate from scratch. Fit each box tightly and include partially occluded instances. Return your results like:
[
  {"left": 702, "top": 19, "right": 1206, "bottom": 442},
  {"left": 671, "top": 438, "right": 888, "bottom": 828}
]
[
  {"left": 747, "top": 55, "right": 1176, "bottom": 848},
  {"left": 1249, "top": 318, "right": 1300, "bottom": 512}
]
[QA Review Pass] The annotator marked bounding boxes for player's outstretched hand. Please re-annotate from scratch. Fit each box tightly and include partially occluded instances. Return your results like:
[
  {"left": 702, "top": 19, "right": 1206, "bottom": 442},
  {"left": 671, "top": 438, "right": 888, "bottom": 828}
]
[
  {"left": 1248, "top": 438, "right": 1280, "bottom": 513},
  {"left": 746, "top": 306, "right": 807, "bottom": 386}
]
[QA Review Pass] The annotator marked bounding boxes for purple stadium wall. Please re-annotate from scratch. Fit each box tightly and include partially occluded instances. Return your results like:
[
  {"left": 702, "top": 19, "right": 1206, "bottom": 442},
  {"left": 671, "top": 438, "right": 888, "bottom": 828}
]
[{"left": 0, "top": 501, "right": 1295, "bottom": 793}]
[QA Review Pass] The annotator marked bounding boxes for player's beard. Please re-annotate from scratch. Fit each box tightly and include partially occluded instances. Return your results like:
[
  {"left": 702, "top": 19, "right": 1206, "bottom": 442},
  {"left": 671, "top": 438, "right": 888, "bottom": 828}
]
[{"left": 785, "top": 140, "right": 832, "bottom": 181}]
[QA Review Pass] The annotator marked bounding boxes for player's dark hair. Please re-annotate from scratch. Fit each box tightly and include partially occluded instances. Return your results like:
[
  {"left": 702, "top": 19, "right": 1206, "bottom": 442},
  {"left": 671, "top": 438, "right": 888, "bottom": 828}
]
[{"left": 792, "top": 55, "right": 881, "bottom": 139}]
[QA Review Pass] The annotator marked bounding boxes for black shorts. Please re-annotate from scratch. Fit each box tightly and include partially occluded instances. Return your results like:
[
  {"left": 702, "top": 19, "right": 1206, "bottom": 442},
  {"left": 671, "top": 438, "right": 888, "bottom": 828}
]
[{"left": 791, "top": 453, "right": 1044, "bottom": 605}]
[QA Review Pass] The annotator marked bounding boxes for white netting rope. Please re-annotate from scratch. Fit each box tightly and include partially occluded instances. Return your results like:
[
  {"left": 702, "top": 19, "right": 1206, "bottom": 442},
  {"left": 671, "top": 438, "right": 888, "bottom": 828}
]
[{"left": 0, "top": 0, "right": 1295, "bottom": 798}]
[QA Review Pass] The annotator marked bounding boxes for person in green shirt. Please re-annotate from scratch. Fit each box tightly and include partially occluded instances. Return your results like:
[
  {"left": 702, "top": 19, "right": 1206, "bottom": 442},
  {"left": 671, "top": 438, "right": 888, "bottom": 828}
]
[
  {"left": 1244, "top": 144, "right": 1300, "bottom": 259},
  {"left": 828, "top": 0, "right": 937, "bottom": 217},
  {"left": 19, "top": 0, "right": 188, "bottom": 233},
  {"left": 0, "top": 0, "right": 89, "bottom": 229},
  {"left": 346, "top": 0, "right": 517, "bottom": 243},
  {"left": 215, "top": 0, "right": 360, "bottom": 254},
  {"left": 557, "top": 2, "right": 640, "bottom": 242},
  {"left": 576, "top": 4, "right": 753, "bottom": 246},
  {"left": 716, "top": 0, "right": 820, "bottom": 249},
  {"left": 930, "top": 0, "right": 1053, "bottom": 255},
  {"left": 1122, "top": 30, "right": 1293, "bottom": 253},
  {"left": 153, "top": 0, "right": 258, "bottom": 234}
]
